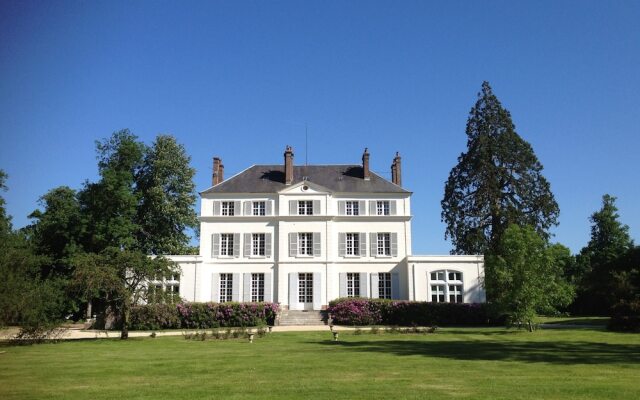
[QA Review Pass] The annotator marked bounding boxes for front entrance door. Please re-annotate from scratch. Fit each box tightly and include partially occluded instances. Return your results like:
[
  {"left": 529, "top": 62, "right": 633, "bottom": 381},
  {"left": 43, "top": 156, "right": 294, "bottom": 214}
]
[{"left": 298, "top": 273, "right": 314, "bottom": 310}]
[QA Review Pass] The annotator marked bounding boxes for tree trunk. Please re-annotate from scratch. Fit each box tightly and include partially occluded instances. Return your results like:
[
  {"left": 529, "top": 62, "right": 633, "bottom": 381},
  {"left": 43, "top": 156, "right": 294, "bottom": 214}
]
[
  {"left": 527, "top": 320, "right": 533, "bottom": 332},
  {"left": 120, "top": 301, "right": 130, "bottom": 340}
]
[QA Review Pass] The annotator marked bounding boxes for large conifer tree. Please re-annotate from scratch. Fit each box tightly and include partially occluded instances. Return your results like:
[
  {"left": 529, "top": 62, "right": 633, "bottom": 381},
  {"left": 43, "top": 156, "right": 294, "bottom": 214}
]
[{"left": 442, "top": 82, "right": 559, "bottom": 255}]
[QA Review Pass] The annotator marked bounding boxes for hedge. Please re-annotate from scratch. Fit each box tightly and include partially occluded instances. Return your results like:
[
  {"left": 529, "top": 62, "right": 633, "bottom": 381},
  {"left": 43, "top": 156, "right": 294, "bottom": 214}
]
[
  {"left": 608, "top": 300, "right": 640, "bottom": 332},
  {"left": 327, "top": 298, "right": 493, "bottom": 326},
  {"left": 129, "top": 302, "right": 279, "bottom": 331}
]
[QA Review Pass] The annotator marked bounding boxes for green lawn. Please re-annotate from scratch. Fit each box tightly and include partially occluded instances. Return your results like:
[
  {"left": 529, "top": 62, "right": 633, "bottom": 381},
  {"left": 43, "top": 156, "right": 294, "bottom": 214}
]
[{"left": 1, "top": 327, "right": 639, "bottom": 400}]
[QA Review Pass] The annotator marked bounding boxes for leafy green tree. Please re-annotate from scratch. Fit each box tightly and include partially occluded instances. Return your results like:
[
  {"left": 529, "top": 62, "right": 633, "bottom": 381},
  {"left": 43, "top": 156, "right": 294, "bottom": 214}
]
[
  {"left": 486, "top": 224, "right": 574, "bottom": 331},
  {"left": 442, "top": 82, "right": 559, "bottom": 257},
  {"left": 72, "top": 249, "right": 177, "bottom": 339},
  {"left": 574, "top": 194, "right": 635, "bottom": 314},
  {"left": 136, "top": 135, "right": 198, "bottom": 255},
  {"left": 0, "top": 169, "right": 11, "bottom": 237}
]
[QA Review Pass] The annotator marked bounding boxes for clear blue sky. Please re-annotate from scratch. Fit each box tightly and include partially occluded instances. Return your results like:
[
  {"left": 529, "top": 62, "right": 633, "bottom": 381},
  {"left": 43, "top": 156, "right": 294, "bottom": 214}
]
[{"left": 1, "top": 1, "right": 638, "bottom": 254}]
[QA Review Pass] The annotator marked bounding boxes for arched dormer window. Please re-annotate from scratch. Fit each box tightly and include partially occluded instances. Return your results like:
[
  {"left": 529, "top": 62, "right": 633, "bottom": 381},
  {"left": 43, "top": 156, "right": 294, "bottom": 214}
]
[{"left": 429, "top": 270, "right": 463, "bottom": 303}]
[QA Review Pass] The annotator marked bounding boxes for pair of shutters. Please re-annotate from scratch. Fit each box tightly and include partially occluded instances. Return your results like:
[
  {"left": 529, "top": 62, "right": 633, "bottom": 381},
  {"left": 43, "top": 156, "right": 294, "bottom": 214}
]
[
  {"left": 211, "top": 233, "right": 241, "bottom": 258},
  {"left": 337, "top": 200, "right": 367, "bottom": 215},
  {"left": 367, "top": 200, "right": 397, "bottom": 216},
  {"left": 368, "top": 233, "right": 399, "bottom": 257},
  {"left": 288, "top": 272, "right": 322, "bottom": 310},
  {"left": 289, "top": 200, "right": 321, "bottom": 215},
  {"left": 369, "top": 272, "right": 401, "bottom": 300},
  {"left": 242, "top": 233, "right": 272, "bottom": 258},
  {"left": 338, "top": 272, "right": 370, "bottom": 298},
  {"left": 288, "top": 232, "right": 321, "bottom": 257},
  {"left": 213, "top": 200, "right": 272, "bottom": 216},
  {"left": 337, "top": 233, "right": 368, "bottom": 257},
  {"left": 211, "top": 273, "right": 273, "bottom": 302}
]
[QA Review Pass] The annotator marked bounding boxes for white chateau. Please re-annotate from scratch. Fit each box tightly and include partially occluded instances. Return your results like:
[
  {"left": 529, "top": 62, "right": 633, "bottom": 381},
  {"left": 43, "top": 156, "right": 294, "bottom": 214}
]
[{"left": 169, "top": 147, "right": 485, "bottom": 310}]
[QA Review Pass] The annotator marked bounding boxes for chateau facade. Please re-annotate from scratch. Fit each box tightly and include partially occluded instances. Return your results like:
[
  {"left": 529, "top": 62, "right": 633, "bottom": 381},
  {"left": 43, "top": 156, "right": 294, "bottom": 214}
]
[{"left": 169, "top": 147, "right": 485, "bottom": 310}]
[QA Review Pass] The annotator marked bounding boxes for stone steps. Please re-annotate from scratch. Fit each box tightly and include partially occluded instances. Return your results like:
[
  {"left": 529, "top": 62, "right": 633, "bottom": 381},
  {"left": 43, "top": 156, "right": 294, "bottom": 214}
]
[{"left": 278, "top": 310, "right": 328, "bottom": 326}]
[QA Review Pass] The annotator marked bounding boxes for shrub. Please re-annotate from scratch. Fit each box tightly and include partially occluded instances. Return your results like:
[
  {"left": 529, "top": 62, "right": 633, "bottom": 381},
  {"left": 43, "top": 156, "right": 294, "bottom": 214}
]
[
  {"left": 609, "top": 300, "right": 640, "bottom": 332},
  {"left": 130, "top": 303, "right": 181, "bottom": 330},
  {"left": 328, "top": 298, "right": 493, "bottom": 326}
]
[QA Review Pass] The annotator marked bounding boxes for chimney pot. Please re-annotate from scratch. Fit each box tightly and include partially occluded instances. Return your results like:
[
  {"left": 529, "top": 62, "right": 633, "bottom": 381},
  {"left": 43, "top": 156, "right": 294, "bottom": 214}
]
[
  {"left": 212, "top": 157, "right": 223, "bottom": 186},
  {"left": 391, "top": 152, "right": 402, "bottom": 186},
  {"left": 362, "top": 148, "right": 371, "bottom": 181},
  {"left": 284, "top": 146, "right": 294, "bottom": 185}
]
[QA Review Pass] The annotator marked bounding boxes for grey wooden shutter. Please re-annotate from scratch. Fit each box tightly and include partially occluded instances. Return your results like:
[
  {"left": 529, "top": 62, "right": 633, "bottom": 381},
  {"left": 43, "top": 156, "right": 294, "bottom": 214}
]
[
  {"left": 233, "top": 233, "right": 240, "bottom": 258},
  {"left": 244, "top": 233, "right": 251, "bottom": 257},
  {"left": 243, "top": 201, "right": 252, "bottom": 216},
  {"left": 289, "top": 233, "right": 297, "bottom": 257},
  {"left": 358, "top": 200, "right": 366, "bottom": 215},
  {"left": 313, "top": 232, "right": 321, "bottom": 257},
  {"left": 289, "top": 272, "right": 299, "bottom": 310},
  {"left": 391, "top": 273, "right": 400, "bottom": 300},
  {"left": 391, "top": 233, "right": 398, "bottom": 257},
  {"left": 243, "top": 273, "right": 251, "bottom": 302},
  {"left": 339, "top": 273, "right": 347, "bottom": 298},
  {"left": 234, "top": 201, "right": 241, "bottom": 216},
  {"left": 211, "top": 273, "right": 220, "bottom": 302},
  {"left": 264, "top": 273, "right": 273, "bottom": 302},
  {"left": 359, "top": 232, "right": 367, "bottom": 257},
  {"left": 389, "top": 200, "right": 397, "bottom": 216},
  {"left": 266, "top": 200, "right": 273, "bottom": 216},
  {"left": 338, "top": 201, "right": 346, "bottom": 215},
  {"left": 312, "top": 200, "right": 320, "bottom": 215},
  {"left": 289, "top": 200, "right": 297, "bottom": 215},
  {"left": 312, "top": 272, "right": 322, "bottom": 310},
  {"left": 370, "top": 273, "right": 379, "bottom": 299},
  {"left": 370, "top": 233, "right": 377, "bottom": 257},
  {"left": 232, "top": 273, "right": 241, "bottom": 302},
  {"left": 211, "top": 234, "right": 220, "bottom": 258},
  {"left": 359, "top": 272, "right": 369, "bottom": 298},
  {"left": 213, "top": 201, "right": 221, "bottom": 216},
  {"left": 265, "top": 233, "right": 272, "bottom": 258},
  {"left": 338, "top": 233, "right": 346, "bottom": 257},
  {"left": 369, "top": 200, "right": 377, "bottom": 215}
]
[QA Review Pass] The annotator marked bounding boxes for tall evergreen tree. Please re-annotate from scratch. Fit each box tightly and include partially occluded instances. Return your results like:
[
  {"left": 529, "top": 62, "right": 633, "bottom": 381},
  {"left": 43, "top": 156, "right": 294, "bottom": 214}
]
[
  {"left": 442, "top": 81, "right": 559, "bottom": 255},
  {"left": 0, "top": 169, "right": 11, "bottom": 237}
]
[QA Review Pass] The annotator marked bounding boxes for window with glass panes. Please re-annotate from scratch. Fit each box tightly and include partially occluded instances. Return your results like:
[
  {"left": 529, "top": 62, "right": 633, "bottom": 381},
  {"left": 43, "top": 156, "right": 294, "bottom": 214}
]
[
  {"left": 298, "top": 273, "right": 313, "bottom": 303},
  {"left": 221, "top": 201, "right": 235, "bottom": 216},
  {"left": 298, "top": 200, "right": 313, "bottom": 215},
  {"left": 252, "top": 201, "right": 266, "bottom": 216},
  {"left": 346, "top": 233, "right": 360, "bottom": 256},
  {"left": 252, "top": 233, "right": 266, "bottom": 256},
  {"left": 376, "top": 200, "right": 390, "bottom": 215},
  {"left": 347, "top": 273, "right": 360, "bottom": 297},
  {"left": 346, "top": 201, "right": 359, "bottom": 215},
  {"left": 220, "top": 234, "right": 234, "bottom": 256},
  {"left": 379, "top": 272, "right": 392, "bottom": 299},
  {"left": 298, "top": 233, "right": 313, "bottom": 255},
  {"left": 377, "top": 233, "right": 391, "bottom": 256},
  {"left": 429, "top": 270, "right": 463, "bottom": 303},
  {"left": 251, "top": 273, "right": 265, "bottom": 302},
  {"left": 219, "top": 273, "right": 233, "bottom": 302}
]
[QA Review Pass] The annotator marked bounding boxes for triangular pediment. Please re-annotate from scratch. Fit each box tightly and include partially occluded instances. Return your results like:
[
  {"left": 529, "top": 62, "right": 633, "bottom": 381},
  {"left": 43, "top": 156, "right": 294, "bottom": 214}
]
[{"left": 278, "top": 180, "right": 332, "bottom": 194}]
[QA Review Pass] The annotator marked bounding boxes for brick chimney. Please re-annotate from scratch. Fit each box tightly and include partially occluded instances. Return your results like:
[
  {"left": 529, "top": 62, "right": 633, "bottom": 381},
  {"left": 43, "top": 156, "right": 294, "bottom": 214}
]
[
  {"left": 212, "top": 157, "right": 224, "bottom": 186},
  {"left": 362, "top": 148, "right": 370, "bottom": 181},
  {"left": 284, "top": 145, "right": 294, "bottom": 185},
  {"left": 391, "top": 152, "right": 402, "bottom": 186}
]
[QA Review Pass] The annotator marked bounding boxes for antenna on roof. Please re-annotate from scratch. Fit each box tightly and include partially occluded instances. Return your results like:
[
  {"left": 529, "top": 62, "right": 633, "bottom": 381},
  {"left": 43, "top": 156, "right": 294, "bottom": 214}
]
[{"left": 305, "top": 123, "right": 308, "bottom": 166}]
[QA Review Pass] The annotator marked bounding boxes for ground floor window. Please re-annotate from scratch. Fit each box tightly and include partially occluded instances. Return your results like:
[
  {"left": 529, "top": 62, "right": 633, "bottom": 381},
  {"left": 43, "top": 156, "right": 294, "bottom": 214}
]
[
  {"left": 347, "top": 273, "right": 360, "bottom": 297},
  {"left": 379, "top": 272, "right": 392, "bottom": 299},
  {"left": 431, "top": 285, "right": 445, "bottom": 302},
  {"left": 298, "top": 273, "right": 313, "bottom": 303},
  {"left": 251, "top": 273, "right": 265, "bottom": 302},
  {"left": 429, "top": 270, "right": 463, "bottom": 303},
  {"left": 220, "top": 273, "right": 233, "bottom": 302}
]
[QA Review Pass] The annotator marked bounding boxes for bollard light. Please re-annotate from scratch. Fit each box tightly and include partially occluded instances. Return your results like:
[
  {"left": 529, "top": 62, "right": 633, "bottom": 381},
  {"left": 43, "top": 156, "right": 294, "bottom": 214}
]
[{"left": 248, "top": 333, "right": 255, "bottom": 343}]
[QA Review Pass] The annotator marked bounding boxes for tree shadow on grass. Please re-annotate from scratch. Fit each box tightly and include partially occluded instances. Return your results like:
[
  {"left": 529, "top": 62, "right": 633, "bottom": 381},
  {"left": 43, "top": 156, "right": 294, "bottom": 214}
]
[{"left": 316, "top": 338, "right": 640, "bottom": 365}]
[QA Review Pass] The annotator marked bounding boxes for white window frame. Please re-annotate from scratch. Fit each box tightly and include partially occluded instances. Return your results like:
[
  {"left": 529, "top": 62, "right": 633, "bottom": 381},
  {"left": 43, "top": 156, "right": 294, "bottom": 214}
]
[
  {"left": 220, "top": 233, "right": 234, "bottom": 256},
  {"left": 347, "top": 273, "right": 360, "bottom": 297},
  {"left": 298, "top": 200, "right": 313, "bottom": 215},
  {"left": 377, "top": 233, "right": 391, "bottom": 256},
  {"left": 298, "top": 273, "right": 313, "bottom": 303},
  {"left": 251, "top": 273, "right": 265, "bottom": 302},
  {"left": 221, "top": 201, "right": 235, "bottom": 216},
  {"left": 298, "top": 233, "right": 313, "bottom": 256},
  {"left": 376, "top": 200, "right": 390, "bottom": 216},
  {"left": 219, "top": 273, "right": 233, "bottom": 302},
  {"left": 378, "top": 272, "right": 392, "bottom": 299},
  {"left": 346, "top": 233, "right": 360, "bottom": 256},
  {"left": 429, "top": 270, "right": 464, "bottom": 303},
  {"left": 252, "top": 233, "right": 266, "bottom": 257},
  {"left": 252, "top": 201, "right": 266, "bottom": 216},
  {"left": 346, "top": 201, "right": 359, "bottom": 216}
]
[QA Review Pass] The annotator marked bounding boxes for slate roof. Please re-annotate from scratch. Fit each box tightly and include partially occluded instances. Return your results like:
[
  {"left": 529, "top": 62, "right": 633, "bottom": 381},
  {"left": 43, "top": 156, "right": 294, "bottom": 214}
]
[{"left": 201, "top": 165, "right": 409, "bottom": 194}]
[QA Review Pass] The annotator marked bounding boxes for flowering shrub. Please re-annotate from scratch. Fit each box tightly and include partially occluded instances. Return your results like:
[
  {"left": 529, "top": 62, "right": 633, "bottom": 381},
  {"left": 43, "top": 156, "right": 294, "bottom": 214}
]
[
  {"left": 328, "top": 298, "right": 492, "bottom": 326},
  {"left": 129, "top": 302, "right": 279, "bottom": 330}
]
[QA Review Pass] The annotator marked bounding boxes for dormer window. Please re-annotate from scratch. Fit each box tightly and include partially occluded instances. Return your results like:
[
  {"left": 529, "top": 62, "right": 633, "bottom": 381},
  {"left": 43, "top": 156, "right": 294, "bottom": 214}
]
[{"left": 298, "top": 200, "right": 313, "bottom": 215}]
